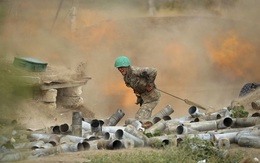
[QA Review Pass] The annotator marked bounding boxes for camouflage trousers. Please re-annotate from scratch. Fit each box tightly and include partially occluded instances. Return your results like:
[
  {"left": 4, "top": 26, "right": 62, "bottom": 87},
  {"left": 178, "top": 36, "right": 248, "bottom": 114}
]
[{"left": 135, "top": 100, "right": 159, "bottom": 121}]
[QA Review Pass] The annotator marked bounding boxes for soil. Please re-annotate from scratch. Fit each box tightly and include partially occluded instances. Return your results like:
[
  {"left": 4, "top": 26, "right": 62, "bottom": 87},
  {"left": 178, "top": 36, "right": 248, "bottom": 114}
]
[
  {"left": 12, "top": 144, "right": 260, "bottom": 163},
  {"left": 14, "top": 145, "right": 260, "bottom": 163}
]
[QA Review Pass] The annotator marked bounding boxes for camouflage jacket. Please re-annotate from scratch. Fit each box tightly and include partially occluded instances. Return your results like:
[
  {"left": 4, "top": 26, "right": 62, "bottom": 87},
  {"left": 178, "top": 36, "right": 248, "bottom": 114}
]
[{"left": 123, "top": 66, "right": 157, "bottom": 95}]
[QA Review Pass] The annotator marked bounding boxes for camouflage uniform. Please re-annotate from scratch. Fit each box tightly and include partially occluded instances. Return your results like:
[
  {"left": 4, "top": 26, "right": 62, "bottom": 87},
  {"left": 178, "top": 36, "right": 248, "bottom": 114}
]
[{"left": 123, "top": 66, "right": 161, "bottom": 120}]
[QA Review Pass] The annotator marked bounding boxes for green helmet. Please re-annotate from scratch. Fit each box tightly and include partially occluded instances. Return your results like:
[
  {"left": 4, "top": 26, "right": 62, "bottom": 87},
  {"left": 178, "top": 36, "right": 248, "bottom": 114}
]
[{"left": 114, "top": 56, "right": 130, "bottom": 68}]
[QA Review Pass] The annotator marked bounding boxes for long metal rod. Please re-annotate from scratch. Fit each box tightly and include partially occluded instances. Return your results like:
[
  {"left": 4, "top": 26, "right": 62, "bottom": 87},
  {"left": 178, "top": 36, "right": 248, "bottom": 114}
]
[
  {"left": 156, "top": 88, "right": 208, "bottom": 110},
  {"left": 156, "top": 88, "right": 185, "bottom": 101}
]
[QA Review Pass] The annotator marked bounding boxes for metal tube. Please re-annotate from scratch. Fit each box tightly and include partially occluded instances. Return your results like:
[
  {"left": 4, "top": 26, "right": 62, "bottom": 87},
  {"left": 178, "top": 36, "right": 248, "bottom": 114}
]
[
  {"left": 72, "top": 112, "right": 82, "bottom": 137},
  {"left": 48, "top": 134, "right": 60, "bottom": 146},
  {"left": 91, "top": 119, "right": 102, "bottom": 135},
  {"left": 106, "top": 139, "right": 122, "bottom": 150},
  {"left": 106, "top": 109, "right": 125, "bottom": 126},
  {"left": 82, "top": 121, "right": 91, "bottom": 131},
  {"left": 60, "top": 123, "right": 70, "bottom": 133},
  {"left": 234, "top": 130, "right": 251, "bottom": 143},
  {"left": 125, "top": 118, "right": 144, "bottom": 131},
  {"left": 103, "top": 132, "right": 115, "bottom": 140},
  {"left": 60, "top": 142, "right": 84, "bottom": 152},
  {"left": 249, "top": 129, "right": 260, "bottom": 136},
  {"left": 218, "top": 137, "right": 230, "bottom": 149},
  {"left": 211, "top": 132, "right": 238, "bottom": 143},
  {"left": 120, "top": 138, "right": 135, "bottom": 149},
  {"left": 152, "top": 117, "right": 161, "bottom": 124},
  {"left": 59, "top": 136, "right": 71, "bottom": 144},
  {"left": 99, "top": 119, "right": 108, "bottom": 126},
  {"left": 202, "top": 114, "right": 222, "bottom": 121},
  {"left": 151, "top": 105, "right": 174, "bottom": 119},
  {"left": 28, "top": 133, "right": 52, "bottom": 142},
  {"left": 60, "top": 135, "right": 87, "bottom": 143},
  {"left": 13, "top": 140, "right": 45, "bottom": 150},
  {"left": 104, "top": 132, "right": 111, "bottom": 140},
  {"left": 97, "top": 139, "right": 122, "bottom": 150},
  {"left": 217, "top": 107, "right": 231, "bottom": 117},
  {"left": 235, "top": 129, "right": 260, "bottom": 143},
  {"left": 238, "top": 135, "right": 260, "bottom": 148},
  {"left": 174, "top": 116, "right": 194, "bottom": 123},
  {"left": 124, "top": 125, "right": 149, "bottom": 143},
  {"left": 232, "top": 117, "right": 260, "bottom": 127},
  {"left": 204, "top": 107, "right": 230, "bottom": 120},
  {"left": 162, "top": 115, "right": 171, "bottom": 121},
  {"left": 176, "top": 125, "right": 199, "bottom": 135},
  {"left": 39, "top": 143, "right": 54, "bottom": 149},
  {"left": 121, "top": 131, "right": 145, "bottom": 147},
  {"left": 125, "top": 118, "right": 138, "bottom": 125},
  {"left": 147, "top": 135, "right": 176, "bottom": 147},
  {"left": 217, "top": 117, "right": 233, "bottom": 129},
  {"left": 51, "top": 125, "right": 60, "bottom": 134},
  {"left": 81, "top": 141, "right": 90, "bottom": 150},
  {"left": 115, "top": 129, "right": 124, "bottom": 139},
  {"left": 84, "top": 134, "right": 98, "bottom": 141},
  {"left": 145, "top": 120, "right": 166, "bottom": 135},
  {"left": 208, "top": 126, "right": 256, "bottom": 134},
  {"left": 102, "top": 126, "right": 125, "bottom": 133},
  {"left": 191, "top": 117, "right": 204, "bottom": 122},
  {"left": 70, "top": 142, "right": 84, "bottom": 152},
  {"left": 188, "top": 106, "right": 205, "bottom": 118},
  {"left": 183, "top": 120, "right": 217, "bottom": 131},
  {"left": 163, "top": 120, "right": 180, "bottom": 134}
]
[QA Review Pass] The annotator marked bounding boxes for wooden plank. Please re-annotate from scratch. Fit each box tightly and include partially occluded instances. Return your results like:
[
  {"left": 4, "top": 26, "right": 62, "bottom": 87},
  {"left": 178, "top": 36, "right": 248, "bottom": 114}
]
[{"left": 40, "top": 77, "right": 91, "bottom": 90}]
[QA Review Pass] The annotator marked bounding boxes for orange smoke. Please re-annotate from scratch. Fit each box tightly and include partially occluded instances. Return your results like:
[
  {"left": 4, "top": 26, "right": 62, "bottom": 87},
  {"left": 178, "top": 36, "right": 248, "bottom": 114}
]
[
  {"left": 74, "top": 20, "right": 121, "bottom": 53},
  {"left": 206, "top": 31, "right": 257, "bottom": 79},
  {"left": 162, "top": 41, "right": 199, "bottom": 85},
  {"left": 103, "top": 80, "right": 136, "bottom": 107},
  {"left": 164, "top": 41, "right": 186, "bottom": 70}
]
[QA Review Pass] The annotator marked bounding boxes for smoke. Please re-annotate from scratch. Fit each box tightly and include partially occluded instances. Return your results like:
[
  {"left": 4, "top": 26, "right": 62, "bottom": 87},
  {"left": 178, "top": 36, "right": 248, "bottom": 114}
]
[{"left": 0, "top": 0, "right": 259, "bottom": 121}]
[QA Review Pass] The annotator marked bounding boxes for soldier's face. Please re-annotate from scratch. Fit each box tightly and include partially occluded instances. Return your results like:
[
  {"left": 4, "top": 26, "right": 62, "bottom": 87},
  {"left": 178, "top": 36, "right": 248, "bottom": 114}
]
[{"left": 118, "top": 67, "right": 127, "bottom": 76}]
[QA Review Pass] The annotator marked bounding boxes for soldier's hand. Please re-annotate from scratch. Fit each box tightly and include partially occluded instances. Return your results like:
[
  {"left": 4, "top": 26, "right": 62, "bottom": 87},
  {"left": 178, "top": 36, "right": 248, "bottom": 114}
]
[
  {"left": 146, "top": 85, "right": 153, "bottom": 92},
  {"left": 136, "top": 96, "right": 144, "bottom": 106}
]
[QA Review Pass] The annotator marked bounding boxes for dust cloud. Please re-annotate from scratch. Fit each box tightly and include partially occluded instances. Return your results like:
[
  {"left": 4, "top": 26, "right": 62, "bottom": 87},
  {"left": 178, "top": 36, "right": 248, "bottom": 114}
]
[{"left": 0, "top": 0, "right": 259, "bottom": 122}]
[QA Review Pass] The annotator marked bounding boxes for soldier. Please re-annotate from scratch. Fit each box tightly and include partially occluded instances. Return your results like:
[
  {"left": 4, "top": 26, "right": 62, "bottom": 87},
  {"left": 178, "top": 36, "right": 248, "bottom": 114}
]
[{"left": 114, "top": 56, "right": 161, "bottom": 122}]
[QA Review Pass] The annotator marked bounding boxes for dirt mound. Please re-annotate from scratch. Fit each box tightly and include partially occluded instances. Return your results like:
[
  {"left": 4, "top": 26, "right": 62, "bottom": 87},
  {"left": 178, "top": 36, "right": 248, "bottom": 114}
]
[
  {"left": 231, "top": 88, "right": 260, "bottom": 116},
  {"left": 1, "top": 99, "right": 94, "bottom": 131}
]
